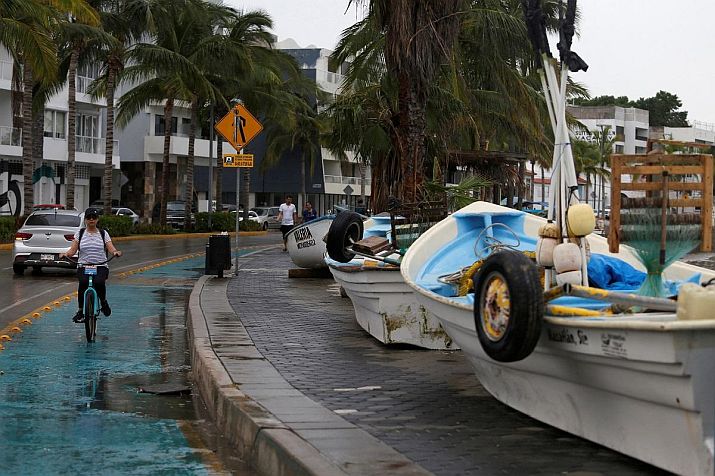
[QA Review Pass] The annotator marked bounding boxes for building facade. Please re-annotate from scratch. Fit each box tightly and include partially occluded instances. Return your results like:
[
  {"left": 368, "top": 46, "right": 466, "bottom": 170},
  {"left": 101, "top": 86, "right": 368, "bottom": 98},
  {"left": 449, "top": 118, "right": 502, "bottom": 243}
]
[{"left": 0, "top": 47, "right": 120, "bottom": 216}]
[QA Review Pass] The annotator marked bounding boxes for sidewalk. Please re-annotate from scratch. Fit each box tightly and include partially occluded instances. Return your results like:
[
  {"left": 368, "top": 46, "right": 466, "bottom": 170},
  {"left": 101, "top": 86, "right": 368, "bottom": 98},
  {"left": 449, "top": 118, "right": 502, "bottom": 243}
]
[{"left": 188, "top": 248, "right": 665, "bottom": 476}]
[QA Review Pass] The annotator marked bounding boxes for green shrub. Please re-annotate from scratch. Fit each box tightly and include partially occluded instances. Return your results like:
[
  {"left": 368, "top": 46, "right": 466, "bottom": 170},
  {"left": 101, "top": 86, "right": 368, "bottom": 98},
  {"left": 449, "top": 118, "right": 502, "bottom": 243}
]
[
  {"left": 239, "top": 220, "right": 263, "bottom": 232},
  {"left": 132, "top": 223, "right": 177, "bottom": 235},
  {"left": 0, "top": 216, "right": 18, "bottom": 243},
  {"left": 98, "top": 215, "right": 133, "bottom": 237},
  {"left": 194, "top": 212, "right": 235, "bottom": 232}
]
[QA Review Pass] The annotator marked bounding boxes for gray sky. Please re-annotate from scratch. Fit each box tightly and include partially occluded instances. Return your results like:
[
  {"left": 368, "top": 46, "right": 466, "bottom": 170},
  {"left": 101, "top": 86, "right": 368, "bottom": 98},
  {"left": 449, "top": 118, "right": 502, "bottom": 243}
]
[{"left": 227, "top": 0, "right": 715, "bottom": 125}]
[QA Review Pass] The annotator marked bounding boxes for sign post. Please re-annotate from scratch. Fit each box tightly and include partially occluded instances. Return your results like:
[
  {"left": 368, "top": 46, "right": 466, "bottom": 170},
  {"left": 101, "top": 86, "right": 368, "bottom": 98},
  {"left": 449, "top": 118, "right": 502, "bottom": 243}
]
[{"left": 214, "top": 104, "right": 262, "bottom": 273}]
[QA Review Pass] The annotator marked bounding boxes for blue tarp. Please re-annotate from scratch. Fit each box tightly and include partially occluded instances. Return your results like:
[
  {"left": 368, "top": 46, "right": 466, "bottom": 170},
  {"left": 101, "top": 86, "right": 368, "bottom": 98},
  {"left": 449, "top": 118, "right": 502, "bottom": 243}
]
[{"left": 588, "top": 253, "right": 700, "bottom": 295}]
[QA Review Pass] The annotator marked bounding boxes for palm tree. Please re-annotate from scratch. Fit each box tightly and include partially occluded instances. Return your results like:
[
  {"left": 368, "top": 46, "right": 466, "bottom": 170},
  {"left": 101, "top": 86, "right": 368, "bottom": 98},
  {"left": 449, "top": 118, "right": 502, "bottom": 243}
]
[
  {"left": 264, "top": 95, "right": 323, "bottom": 213},
  {"left": 346, "top": 0, "right": 465, "bottom": 203},
  {"left": 53, "top": 4, "right": 107, "bottom": 209},
  {"left": 593, "top": 125, "right": 616, "bottom": 218},
  {"left": 87, "top": 0, "right": 157, "bottom": 215},
  {"left": 572, "top": 138, "right": 609, "bottom": 208},
  {"left": 1, "top": 0, "right": 95, "bottom": 214}
]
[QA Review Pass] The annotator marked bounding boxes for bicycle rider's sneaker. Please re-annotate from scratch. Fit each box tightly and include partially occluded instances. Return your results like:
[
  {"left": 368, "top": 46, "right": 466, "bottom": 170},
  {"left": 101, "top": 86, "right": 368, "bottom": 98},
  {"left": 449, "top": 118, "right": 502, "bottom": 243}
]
[
  {"left": 72, "top": 309, "right": 84, "bottom": 323},
  {"left": 101, "top": 300, "right": 111, "bottom": 317}
]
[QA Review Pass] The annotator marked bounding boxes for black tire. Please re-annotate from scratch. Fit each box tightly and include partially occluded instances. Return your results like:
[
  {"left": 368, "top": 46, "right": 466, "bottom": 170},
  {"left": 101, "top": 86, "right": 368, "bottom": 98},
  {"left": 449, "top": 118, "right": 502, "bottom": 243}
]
[
  {"left": 85, "top": 295, "right": 97, "bottom": 343},
  {"left": 262, "top": 222, "right": 268, "bottom": 231},
  {"left": 12, "top": 264, "right": 25, "bottom": 275},
  {"left": 326, "top": 211, "right": 364, "bottom": 263},
  {"left": 473, "top": 251, "right": 543, "bottom": 362}
]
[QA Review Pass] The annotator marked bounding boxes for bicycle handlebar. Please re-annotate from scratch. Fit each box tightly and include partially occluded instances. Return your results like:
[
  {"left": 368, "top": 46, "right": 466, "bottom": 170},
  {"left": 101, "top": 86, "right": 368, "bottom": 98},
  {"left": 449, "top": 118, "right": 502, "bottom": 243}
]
[{"left": 62, "top": 254, "right": 117, "bottom": 266}]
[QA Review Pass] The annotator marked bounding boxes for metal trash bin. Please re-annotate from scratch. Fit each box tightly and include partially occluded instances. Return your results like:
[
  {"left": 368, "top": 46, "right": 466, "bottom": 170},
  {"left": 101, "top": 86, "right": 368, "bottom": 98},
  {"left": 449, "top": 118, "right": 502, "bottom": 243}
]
[{"left": 205, "top": 233, "right": 231, "bottom": 277}]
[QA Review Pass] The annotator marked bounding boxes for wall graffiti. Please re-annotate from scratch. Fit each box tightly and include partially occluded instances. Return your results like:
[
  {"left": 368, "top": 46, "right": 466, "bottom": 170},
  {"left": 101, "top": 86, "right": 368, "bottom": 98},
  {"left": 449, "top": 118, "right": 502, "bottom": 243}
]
[{"left": 0, "top": 160, "right": 22, "bottom": 217}]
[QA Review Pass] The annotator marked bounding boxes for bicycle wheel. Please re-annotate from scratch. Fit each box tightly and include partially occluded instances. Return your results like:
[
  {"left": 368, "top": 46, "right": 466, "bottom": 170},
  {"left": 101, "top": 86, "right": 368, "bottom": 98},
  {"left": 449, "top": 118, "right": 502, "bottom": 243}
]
[{"left": 84, "top": 292, "right": 97, "bottom": 343}]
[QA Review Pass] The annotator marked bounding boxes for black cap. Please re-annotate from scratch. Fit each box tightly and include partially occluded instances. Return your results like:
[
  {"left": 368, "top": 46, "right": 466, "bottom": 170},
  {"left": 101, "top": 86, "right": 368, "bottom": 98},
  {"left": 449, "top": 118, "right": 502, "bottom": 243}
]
[{"left": 85, "top": 208, "right": 99, "bottom": 218}]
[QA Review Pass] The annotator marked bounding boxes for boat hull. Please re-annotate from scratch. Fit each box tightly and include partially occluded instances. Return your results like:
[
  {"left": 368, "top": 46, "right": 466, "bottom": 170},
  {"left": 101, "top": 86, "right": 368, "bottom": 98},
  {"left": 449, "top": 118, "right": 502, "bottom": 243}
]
[
  {"left": 402, "top": 201, "right": 715, "bottom": 475},
  {"left": 328, "top": 260, "right": 458, "bottom": 350},
  {"left": 286, "top": 216, "right": 334, "bottom": 269}
]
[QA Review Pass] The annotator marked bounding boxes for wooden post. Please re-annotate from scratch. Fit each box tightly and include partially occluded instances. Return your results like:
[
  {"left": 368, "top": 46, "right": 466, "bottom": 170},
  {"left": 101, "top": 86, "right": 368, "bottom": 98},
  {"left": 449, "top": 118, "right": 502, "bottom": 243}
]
[{"left": 608, "top": 155, "right": 622, "bottom": 253}]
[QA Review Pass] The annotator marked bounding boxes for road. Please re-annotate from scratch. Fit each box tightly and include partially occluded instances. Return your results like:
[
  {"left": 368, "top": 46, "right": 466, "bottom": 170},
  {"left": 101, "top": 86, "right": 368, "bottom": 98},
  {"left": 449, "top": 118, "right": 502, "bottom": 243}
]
[
  {"left": 0, "top": 233, "right": 281, "bottom": 475},
  {"left": 0, "top": 235, "right": 276, "bottom": 327}
]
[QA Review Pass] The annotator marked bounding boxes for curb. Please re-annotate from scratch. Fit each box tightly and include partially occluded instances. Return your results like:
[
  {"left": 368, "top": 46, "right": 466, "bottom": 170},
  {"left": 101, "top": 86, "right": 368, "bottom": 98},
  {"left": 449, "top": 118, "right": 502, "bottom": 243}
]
[{"left": 188, "top": 275, "right": 347, "bottom": 476}]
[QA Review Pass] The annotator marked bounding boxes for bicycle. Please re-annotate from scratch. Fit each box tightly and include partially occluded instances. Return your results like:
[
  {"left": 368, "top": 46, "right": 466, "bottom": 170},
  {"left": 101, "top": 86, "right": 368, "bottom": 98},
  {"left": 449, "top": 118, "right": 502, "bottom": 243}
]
[{"left": 64, "top": 255, "right": 117, "bottom": 343}]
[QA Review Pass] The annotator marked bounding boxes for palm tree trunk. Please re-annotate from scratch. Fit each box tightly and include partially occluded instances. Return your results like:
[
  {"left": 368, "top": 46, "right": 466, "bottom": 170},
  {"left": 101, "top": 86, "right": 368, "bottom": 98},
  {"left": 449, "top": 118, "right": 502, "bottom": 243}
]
[
  {"left": 216, "top": 138, "right": 222, "bottom": 210},
  {"left": 185, "top": 95, "right": 197, "bottom": 230},
  {"left": 103, "top": 60, "right": 117, "bottom": 216},
  {"left": 300, "top": 153, "right": 306, "bottom": 216},
  {"left": 160, "top": 97, "right": 174, "bottom": 226},
  {"left": 359, "top": 161, "right": 366, "bottom": 205},
  {"left": 21, "top": 62, "right": 33, "bottom": 216},
  {"left": 541, "top": 165, "right": 546, "bottom": 210},
  {"left": 66, "top": 46, "right": 79, "bottom": 209},
  {"left": 32, "top": 105, "right": 43, "bottom": 201}
]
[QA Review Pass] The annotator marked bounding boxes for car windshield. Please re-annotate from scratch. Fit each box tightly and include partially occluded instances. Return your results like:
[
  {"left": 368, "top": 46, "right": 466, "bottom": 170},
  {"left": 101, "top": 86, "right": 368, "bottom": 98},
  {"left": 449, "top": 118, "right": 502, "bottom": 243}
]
[
  {"left": 167, "top": 203, "right": 184, "bottom": 211},
  {"left": 251, "top": 208, "right": 268, "bottom": 216},
  {"left": 25, "top": 214, "right": 81, "bottom": 227}
]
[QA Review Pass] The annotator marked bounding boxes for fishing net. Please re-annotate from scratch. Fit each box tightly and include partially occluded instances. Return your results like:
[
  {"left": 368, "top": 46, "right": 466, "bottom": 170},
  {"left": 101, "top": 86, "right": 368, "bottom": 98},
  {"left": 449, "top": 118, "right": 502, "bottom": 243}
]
[{"left": 620, "top": 208, "right": 700, "bottom": 297}]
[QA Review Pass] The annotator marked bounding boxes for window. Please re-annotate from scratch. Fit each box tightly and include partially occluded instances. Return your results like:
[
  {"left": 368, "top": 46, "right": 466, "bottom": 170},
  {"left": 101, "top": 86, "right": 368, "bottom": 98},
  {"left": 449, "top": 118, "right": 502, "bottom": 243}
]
[
  {"left": 155, "top": 115, "right": 178, "bottom": 135},
  {"left": 76, "top": 114, "right": 100, "bottom": 153},
  {"left": 615, "top": 144, "right": 624, "bottom": 153},
  {"left": 43, "top": 110, "right": 66, "bottom": 139}
]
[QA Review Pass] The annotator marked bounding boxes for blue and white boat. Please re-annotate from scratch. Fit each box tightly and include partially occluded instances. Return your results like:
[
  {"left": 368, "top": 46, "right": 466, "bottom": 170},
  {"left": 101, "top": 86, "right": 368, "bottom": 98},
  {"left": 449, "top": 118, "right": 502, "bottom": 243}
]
[
  {"left": 286, "top": 215, "right": 335, "bottom": 269},
  {"left": 401, "top": 201, "right": 715, "bottom": 475}
]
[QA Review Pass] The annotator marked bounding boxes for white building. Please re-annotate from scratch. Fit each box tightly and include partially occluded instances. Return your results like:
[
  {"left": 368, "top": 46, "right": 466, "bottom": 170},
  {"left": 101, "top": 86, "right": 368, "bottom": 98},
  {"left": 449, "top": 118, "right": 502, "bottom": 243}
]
[
  {"left": 529, "top": 105, "right": 650, "bottom": 212},
  {"left": 0, "top": 47, "right": 119, "bottom": 216}
]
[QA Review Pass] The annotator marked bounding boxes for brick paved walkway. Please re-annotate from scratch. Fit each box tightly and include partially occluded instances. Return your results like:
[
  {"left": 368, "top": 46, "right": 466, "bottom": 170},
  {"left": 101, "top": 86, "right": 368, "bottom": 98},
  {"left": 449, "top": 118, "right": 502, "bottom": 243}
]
[{"left": 227, "top": 248, "right": 665, "bottom": 475}]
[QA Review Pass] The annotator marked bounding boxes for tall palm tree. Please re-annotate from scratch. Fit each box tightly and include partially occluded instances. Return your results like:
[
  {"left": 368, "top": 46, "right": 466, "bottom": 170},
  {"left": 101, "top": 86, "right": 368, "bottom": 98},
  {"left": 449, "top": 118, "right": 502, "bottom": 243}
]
[
  {"left": 1, "top": 0, "right": 95, "bottom": 214},
  {"left": 346, "top": 0, "right": 465, "bottom": 203},
  {"left": 87, "top": 0, "right": 156, "bottom": 215}
]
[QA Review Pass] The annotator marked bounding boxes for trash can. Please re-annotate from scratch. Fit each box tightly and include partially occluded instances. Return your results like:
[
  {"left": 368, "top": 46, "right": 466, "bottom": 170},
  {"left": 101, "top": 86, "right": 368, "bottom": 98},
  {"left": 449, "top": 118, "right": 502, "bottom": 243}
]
[{"left": 205, "top": 233, "right": 231, "bottom": 277}]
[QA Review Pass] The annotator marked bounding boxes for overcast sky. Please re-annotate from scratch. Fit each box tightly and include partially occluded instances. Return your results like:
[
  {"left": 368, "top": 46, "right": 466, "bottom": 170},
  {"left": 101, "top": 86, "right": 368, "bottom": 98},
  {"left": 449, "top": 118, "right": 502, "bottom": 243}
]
[{"left": 227, "top": 0, "right": 715, "bottom": 125}]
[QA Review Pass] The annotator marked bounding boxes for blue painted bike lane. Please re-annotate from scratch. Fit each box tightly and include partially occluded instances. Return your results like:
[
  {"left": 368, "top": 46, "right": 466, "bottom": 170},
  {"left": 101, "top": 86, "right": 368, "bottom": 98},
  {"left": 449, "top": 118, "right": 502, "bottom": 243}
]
[{"left": 0, "top": 251, "right": 256, "bottom": 475}]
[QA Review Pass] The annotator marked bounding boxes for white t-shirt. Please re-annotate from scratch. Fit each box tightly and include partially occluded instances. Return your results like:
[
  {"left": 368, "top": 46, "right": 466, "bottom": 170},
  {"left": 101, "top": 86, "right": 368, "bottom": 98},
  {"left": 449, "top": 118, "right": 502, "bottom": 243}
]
[
  {"left": 74, "top": 228, "right": 112, "bottom": 266},
  {"left": 279, "top": 203, "right": 296, "bottom": 225}
]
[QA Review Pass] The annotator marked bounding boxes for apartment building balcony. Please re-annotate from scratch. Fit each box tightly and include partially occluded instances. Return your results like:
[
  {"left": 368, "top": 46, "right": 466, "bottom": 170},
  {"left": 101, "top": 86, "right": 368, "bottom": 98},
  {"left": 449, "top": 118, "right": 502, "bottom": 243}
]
[
  {"left": 75, "top": 75, "right": 106, "bottom": 106},
  {"left": 324, "top": 174, "right": 371, "bottom": 195},
  {"left": 0, "top": 126, "right": 21, "bottom": 156},
  {"left": 143, "top": 134, "right": 237, "bottom": 161}
]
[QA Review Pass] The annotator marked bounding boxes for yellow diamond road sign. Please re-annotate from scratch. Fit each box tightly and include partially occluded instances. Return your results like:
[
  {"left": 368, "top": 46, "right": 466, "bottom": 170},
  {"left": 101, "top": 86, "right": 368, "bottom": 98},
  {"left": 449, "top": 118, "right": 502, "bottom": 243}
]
[
  {"left": 223, "top": 154, "right": 254, "bottom": 168},
  {"left": 214, "top": 104, "right": 263, "bottom": 151}
]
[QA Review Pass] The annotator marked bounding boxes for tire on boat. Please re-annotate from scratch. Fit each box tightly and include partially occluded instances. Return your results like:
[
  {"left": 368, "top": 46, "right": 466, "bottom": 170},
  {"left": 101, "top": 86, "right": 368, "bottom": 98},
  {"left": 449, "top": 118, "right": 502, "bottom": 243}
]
[
  {"left": 473, "top": 251, "right": 543, "bottom": 362},
  {"left": 326, "top": 211, "right": 364, "bottom": 263}
]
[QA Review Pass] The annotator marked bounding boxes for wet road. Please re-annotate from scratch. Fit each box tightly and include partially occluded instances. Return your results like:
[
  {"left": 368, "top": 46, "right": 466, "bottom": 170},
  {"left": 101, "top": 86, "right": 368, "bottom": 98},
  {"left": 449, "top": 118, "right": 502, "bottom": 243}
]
[
  {"left": 0, "top": 233, "right": 281, "bottom": 475},
  {"left": 0, "top": 236, "right": 212, "bottom": 327}
]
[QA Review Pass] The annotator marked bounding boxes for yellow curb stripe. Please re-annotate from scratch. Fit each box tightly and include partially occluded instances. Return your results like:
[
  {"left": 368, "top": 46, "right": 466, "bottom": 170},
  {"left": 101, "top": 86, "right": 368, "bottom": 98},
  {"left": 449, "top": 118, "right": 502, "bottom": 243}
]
[{"left": 0, "top": 293, "right": 76, "bottom": 351}]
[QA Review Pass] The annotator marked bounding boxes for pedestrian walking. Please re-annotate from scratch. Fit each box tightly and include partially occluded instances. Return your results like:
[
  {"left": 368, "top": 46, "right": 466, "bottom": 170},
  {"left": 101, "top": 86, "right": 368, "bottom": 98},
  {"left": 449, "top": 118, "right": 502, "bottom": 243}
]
[
  {"left": 277, "top": 195, "right": 297, "bottom": 251},
  {"left": 302, "top": 201, "right": 317, "bottom": 223}
]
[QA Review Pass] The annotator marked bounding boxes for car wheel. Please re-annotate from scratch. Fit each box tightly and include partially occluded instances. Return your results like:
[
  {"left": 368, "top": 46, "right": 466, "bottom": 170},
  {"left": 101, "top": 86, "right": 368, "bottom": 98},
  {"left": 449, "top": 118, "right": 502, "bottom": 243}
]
[
  {"left": 262, "top": 222, "right": 268, "bottom": 231},
  {"left": 13, "top": 264, "right": 25, "bottom": 275}
]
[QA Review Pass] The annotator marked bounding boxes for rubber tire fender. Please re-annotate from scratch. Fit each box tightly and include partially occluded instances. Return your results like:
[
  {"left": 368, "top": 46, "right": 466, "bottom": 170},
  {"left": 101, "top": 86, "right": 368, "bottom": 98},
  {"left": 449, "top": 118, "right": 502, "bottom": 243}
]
[
  {"left": 326, "top": 211, "right": 364, "bottom": 263},
  {"left": 473, "top": 251, "right": 543, "bottom": 362}
]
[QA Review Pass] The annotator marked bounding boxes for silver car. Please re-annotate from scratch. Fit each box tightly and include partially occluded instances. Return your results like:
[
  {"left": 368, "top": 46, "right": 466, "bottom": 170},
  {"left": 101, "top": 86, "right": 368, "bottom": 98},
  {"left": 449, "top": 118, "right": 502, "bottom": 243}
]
[
  {"left": 12, "top": 209, "right": 84, "bottom": 275},
  {"left": 251, "top": 207, "right": 281, "bottom": 230},
  {"left": 112, "top": 207, "right": 140, "bottom": 225}
]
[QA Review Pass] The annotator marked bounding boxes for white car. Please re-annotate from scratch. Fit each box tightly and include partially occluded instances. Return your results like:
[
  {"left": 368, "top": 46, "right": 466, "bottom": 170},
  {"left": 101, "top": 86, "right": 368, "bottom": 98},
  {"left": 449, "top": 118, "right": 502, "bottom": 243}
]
[
  {"left": 12, "top": 209, "right": 83, "bottom": 275},
  {"left": 112, "top": 207, "right": 140, "bottom": 225}
]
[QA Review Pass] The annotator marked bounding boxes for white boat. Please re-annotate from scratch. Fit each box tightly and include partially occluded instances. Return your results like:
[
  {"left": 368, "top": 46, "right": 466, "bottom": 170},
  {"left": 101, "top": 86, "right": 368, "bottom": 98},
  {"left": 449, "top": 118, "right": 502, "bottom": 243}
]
[
  {"left": 401, "top": 201, "right": 715, "bottom": 475},
  {"left": 286, "top": 215, "right": 335, "bottom": 269},
  {"left": 326, "top": 214, "right": 458, "bottom": 350}
]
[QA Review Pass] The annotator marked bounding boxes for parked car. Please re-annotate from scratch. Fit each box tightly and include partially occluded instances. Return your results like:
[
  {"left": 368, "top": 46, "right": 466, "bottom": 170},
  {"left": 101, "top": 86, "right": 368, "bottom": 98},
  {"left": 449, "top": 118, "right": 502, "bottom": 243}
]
[
  {"left": 33, "top": 204, "right": 68, "bottom": 211},
  {"left": 90, "top": 199, "right": 120, "bottom": 208},
  {"left": 250, "top": 206, "right": 281, "bottom": 230},
  {"left": 152, "top": 200, "right": 195, "bottom": 228},
  {"left": 112, "top": 207, "right": 140, "bottom": 225},
  {"left": 236, "top": 210, "right": 260, "bottom": 224},
  {"left": 12, "top": 209, "right": 84, "bottom": 275}
]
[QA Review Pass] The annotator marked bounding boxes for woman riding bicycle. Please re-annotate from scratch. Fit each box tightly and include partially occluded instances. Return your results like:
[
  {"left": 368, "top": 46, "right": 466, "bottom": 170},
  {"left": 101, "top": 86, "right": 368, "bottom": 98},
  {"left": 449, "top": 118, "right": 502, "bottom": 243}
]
[{"left": 60, "top": 208, "right": 122, "bottom": 323}]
